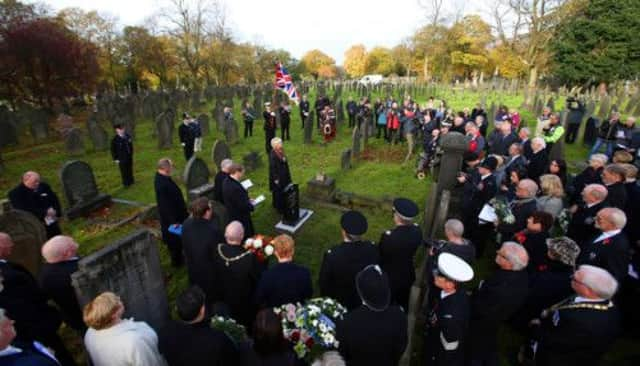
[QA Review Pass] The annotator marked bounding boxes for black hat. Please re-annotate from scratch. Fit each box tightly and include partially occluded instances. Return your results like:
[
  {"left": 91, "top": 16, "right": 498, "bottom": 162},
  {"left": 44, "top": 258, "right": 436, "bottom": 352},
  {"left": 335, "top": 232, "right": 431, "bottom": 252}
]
[
  {"left": 176, "top": 285, "right": 205, "bottom": 322},
  {"left": 341, "top": 210, "right": 368, "bottom": 236},
  {"left": 356, "top": 264, "right": 391, "bottom": 311},
  {"left": 463, "top": 151, "right": 480, "bottom": 162},
  {"left": 479, "top": 156, "right": 498, "bottom": 171},
  {"left": 393, "top": 198, "right": 419, "bottom": 220}
]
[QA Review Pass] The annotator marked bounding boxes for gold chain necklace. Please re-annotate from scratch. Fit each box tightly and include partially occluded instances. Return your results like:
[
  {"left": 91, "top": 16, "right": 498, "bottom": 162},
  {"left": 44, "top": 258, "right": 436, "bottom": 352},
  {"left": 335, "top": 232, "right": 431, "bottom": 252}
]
[{"left": 217, "top": 244, "right": 251, "bottom": 267}]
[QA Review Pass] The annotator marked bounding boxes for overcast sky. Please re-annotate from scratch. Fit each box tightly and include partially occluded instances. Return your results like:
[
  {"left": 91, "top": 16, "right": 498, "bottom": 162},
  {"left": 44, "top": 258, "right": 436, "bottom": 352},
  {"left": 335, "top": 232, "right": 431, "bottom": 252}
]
[{"left": 35, "top": 0, "right": 489, "bottom": 65}]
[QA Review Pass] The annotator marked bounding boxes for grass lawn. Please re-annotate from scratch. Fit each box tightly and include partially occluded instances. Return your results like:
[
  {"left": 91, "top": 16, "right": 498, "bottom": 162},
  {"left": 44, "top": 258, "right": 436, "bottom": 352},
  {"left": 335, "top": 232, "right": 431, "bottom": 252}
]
[{"left": 1, "top": 87, "right": 637, "bottom": 365}]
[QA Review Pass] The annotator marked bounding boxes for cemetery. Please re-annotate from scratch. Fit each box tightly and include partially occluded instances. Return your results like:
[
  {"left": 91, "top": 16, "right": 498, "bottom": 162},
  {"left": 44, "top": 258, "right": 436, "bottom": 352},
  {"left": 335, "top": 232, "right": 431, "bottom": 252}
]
[{"left": 0, "top": 0, "right": 639, "bottom": 365}]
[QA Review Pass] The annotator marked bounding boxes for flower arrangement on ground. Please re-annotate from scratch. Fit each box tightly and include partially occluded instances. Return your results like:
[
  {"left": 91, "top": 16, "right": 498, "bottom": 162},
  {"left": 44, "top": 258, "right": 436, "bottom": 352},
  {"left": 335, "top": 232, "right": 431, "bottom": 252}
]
[
  {"left": 244, "top": 234, "right": 274, "bottom": 262},
  {"left": 210, "top": 316, "right": 248, "bottom": 346},
  {"left": 274, "top": 297, "right": 347, "bottom": 362},
  {"left": 490, "top": 197, "right": 515, "bottom": 224}
]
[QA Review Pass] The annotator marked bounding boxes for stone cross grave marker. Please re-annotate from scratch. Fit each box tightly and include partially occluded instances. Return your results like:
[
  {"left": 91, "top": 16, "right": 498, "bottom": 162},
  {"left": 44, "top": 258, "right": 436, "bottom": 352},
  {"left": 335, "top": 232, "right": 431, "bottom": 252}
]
[
  {"left": 60, "top": 161, "right": 111, "bottom": 219},
  {"left": 71, "top": 229, "right": 169, "bottom": 330},
  {"left": 0, "top": 209, "right": 47, "bottom": 276}
]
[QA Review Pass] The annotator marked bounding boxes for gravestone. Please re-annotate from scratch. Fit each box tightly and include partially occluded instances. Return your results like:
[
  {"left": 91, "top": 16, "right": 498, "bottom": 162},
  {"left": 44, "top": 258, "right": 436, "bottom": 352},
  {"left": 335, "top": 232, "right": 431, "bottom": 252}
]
[
  {"left": 337, "top": 100, "right": 345, "bottom": 124},
  {"left": 362, "top": 115, "right": 370, "bottom": 146},
  {"left": 71, "top": 230, "right": 169, "bottom": 330},
  {"left": 197, "top": 113, "right": 210, "bottom": 136},
  {"left": 351, "top": 127, "right": 362, "bottom": 159},
  {"left": 0, "top": 118, "right": 18, "bottom": 148},
  {"left": 341, "top": 149, "right": 352, "bottom": 170},
  {"left": 212, "top": 140, "right": 231, "bottom": 170},
  {"left": 303, "top": 111, "right": 314, "bottom": 144},
  {"left": 64, "top": 128, "right": 85, "bottom": 156},
  {"left": 0, "top": 209, "right": 47, "bottom": 276},
  {"left": 435, "top": 131, "right": 467, "bottom": 212},
  {"left": 60, "top": 160, "right": 112, "bottom": 219},
  {"left": 282, "top": 184, "right": 300, "bottom": 225},
  {"left": 243, "top": 151, "right": 262, "bottom": 172},
  {"left": 183, "top": 157, "right": 211, "bottom": 191},
  {"left": 87, "top": 116, "right": 109, "bottom": 151},
  {"left": 598, "top": 96, "right": 611, "bottom": 119},
  {"left": 209, "top": 200, "right": 229, "bottom": 232},
  {"left": 29, "top": 110, "right": 50, "bottom": 141},
  {"left": 155, "top": 111, "right": 173, "bottom": 149}
]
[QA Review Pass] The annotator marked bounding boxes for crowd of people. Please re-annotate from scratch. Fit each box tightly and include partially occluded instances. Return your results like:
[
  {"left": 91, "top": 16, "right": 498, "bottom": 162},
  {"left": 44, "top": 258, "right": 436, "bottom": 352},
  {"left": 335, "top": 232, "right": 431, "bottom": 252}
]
[{"left": 0, "top": 92, "right": 639, "bottom": 366}]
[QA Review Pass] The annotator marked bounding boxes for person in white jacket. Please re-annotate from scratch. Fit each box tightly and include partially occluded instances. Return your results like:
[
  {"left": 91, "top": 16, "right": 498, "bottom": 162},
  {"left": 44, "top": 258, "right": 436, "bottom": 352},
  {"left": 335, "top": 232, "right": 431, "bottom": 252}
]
[{"left": 83, "top": 292, "right": 166, "bottom": 366}]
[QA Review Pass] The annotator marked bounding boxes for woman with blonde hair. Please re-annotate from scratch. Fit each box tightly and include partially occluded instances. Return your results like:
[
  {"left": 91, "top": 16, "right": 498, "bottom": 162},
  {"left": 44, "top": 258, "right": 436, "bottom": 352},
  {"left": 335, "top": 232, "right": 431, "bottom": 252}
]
[
  {"left": 83, "top": 292, "right": 166, "bottom": 366},
  {"left": 537, "top": 174, "right": 565, "bottom": 218}
]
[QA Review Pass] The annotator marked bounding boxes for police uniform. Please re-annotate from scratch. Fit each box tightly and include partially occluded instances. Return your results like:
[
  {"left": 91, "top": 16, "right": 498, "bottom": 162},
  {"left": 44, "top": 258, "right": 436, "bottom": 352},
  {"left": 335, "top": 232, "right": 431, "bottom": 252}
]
[
  {"left": 111, "top": 127, "right": 134, "bottom": 187},
  {"left": 319, "top": 211, "right": 380, "bottom": 310},
  {"left": 379, "top": 198, "right": 423, "bottom": 309},
  {"left": 424, "top": 253, "right": 474, "bottom": 366},
  {"left": 336, "top": 265, "right": 408, "bottom": 366}
]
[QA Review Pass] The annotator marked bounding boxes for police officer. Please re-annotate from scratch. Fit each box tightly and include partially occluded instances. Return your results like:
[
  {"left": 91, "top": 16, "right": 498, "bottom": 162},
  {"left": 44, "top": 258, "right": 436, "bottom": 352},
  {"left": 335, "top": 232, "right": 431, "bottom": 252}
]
[
  {"left": 319, "top": 211, "right": 380, "bottom": 310},
  {"left": 379, "top": 198, "right": 422, "bottom": 310},
  {"left": 337, "top": 265, "right": 408, "bottom": 366},
  {"left": 111, "top": 124, "right": 134, "bottom": 187},
  {"left": 424, "top": 253, "right": 474, "bottom": 366},
  {"left": 263, "top": 102, "right": 277, "bottom": 154}
]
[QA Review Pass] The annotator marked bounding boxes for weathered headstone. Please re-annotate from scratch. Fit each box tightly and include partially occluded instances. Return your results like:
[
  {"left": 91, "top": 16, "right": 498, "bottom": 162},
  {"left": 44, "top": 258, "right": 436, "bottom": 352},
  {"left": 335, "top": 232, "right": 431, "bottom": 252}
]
[
  {"left": 197, "top": 113, "right": 210, "bottom": 136},
  {"left": 183, "top": 157, "right": 211, "bottom": 191},
  {"left": 60, "top": 160, "right": 112, "bottom": 219},
  {"left": 351, "top": 127, "right": 362, "bottom": 159},
  {"left": 71, "top": 230, "right": 169, "bottom": 329},
  {"left": 341, "top": 149, "right": 352, "bottom": 170},
  {"left": 435, "top": 132, "right": 467, "bottom": 195},
  {"left": 303, "top": 111, "right": 314, "bottom": 144},
  {"left": 598, "top": 95, "right": 611, "bottom": 119},
  {"left": 0, "top": 209, "right": 47, "bottom": 276},
  {"left": 155, "top": 111, "right": 173, "bottom": 149},
  {"left": 242, "top": 151, "right": 262, "bottom": 172},
  {"left": 64, "top": 128, "right": 85, "bottom": 156},
  {"left": 212, "top": 140, "right": 231, "bottom": 169},
  {"left": 87, "top": 116, "right": 109, "bottom": 151},
  {"left": 29, "top": 110, "right": 50, "bottom": 141},
  {"left": 209, "top": 200, "right": 229, "bottom": 232},
  {"left": 0, "top": 118, "right": 18, "bottom": 148}
]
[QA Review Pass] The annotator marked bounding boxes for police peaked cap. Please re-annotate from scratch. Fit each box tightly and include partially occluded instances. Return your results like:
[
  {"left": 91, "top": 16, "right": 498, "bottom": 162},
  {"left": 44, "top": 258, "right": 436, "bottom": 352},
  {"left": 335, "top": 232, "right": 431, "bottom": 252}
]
[{"left": 341, "top": 210, "right": 368, "bottom": 236}]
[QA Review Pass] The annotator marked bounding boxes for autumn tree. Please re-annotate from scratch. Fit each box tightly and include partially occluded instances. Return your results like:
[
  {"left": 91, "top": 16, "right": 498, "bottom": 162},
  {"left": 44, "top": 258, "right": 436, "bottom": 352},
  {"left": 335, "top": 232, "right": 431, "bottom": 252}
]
[
  {"left": 300, "top": 49, "right": 336, "bottom": 79},
  {"left": 448, "top": 15, "right": 493, "bottom": 78},
  {"left": 364, "top": 47, "right": 395, "bottom": 76},
  {"left": 120, "top": 26, "right": 178, "bottom": 88},
  {"left": 0, "top": 18, "right": 99, "bottom": 108},
  {"left": 343, "top": 44, "right": 367, "bottom": 78}
]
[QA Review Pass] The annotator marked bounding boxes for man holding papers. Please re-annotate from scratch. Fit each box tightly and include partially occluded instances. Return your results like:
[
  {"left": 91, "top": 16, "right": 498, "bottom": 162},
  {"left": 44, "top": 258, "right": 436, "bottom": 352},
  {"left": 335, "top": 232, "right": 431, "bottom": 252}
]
[{"left": 222, "top": 163, "right": 256, "bottom": 238}]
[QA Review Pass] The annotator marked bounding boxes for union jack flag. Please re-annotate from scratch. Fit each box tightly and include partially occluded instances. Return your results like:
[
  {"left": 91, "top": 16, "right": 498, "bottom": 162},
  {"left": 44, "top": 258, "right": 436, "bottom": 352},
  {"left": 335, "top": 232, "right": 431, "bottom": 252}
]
[{"left": 275, "top": 62, "right": 299, "bottom": 105}]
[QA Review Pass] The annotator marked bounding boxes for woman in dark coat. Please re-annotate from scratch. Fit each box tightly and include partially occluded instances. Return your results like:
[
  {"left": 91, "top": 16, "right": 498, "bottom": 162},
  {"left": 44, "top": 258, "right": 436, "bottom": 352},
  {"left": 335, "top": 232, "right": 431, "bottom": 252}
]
[
  {"left": 240, "top": 309, "right": 297, "bottom": 366},
  {"left": 268, "top": 138, "right": 292, "bottom": 213},
  {"left": 512, "top": 211, "right": 554, "bottom": 273}
]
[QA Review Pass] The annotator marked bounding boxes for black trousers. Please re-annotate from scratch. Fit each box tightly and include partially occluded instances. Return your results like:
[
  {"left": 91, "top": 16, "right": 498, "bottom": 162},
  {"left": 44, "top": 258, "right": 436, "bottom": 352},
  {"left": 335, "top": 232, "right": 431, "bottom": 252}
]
[
  {"left": 183, "top": 144, "right": 194, "bottom": 161},
  {"left": 265, "top": 129, "right": 275, "bottom": 153},
  {"left": 565, "top": 123, "right": 580, "bottom": 143},
  {"left": 376, "top": 124, "right": 387, "bottom": 139},
  {"left": 118, "top": 160, "right": 134, "bottom": 187},
  {"left": 162, "top": 230, "right": 183, "bottom": 267},
  {"left": 348, "top": 114, "right": 355, "bottom": 127},
  {"left": 300, "top": 113, "right": 307, "bottom": 128},
  {"left": 281, "top": 122, "right": 290, "bottom": 140},
  {"left": 244, "top": 121, "right": 253, "bottom": 137}
]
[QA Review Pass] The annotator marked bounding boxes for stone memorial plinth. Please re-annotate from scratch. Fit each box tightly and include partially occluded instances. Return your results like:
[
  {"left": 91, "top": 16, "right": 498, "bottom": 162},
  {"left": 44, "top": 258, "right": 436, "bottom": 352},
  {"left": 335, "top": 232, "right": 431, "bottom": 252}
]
[
  {"left": 0, "top": 209, "right": 47, "bottom": 276},
  {"left": 60, "top": 161, "right": 112, "bottom": 219},
  {"left": 306, "top": 176, "right": 336, "bottom": 202},
  {"left": 71, "top": 230, "right": 169, "bottom": 329}
]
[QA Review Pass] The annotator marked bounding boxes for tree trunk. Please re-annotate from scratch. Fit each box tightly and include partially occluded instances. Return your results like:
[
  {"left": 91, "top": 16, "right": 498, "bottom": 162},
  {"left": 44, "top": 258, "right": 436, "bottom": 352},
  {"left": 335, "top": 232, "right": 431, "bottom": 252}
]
[
  {"left": 526, "top": 65, "right": 538, "bottom": 107},
  {"left": 423, "top": 56, "right": 430, "bottom": 81}
]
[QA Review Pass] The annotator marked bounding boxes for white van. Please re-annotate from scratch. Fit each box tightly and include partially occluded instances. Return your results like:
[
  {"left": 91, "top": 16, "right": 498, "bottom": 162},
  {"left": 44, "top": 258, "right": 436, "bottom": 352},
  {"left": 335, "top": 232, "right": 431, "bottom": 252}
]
[{"left": 358, "top": 74, "right": 383, "bottom": 85}]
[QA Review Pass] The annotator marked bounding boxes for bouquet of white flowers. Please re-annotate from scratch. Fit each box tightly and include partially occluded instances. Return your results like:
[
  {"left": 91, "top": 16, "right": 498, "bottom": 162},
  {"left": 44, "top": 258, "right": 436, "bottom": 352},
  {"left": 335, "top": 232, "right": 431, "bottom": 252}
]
[
  {"left": 274, "top": 297, "right": 347, "bottom": 362},
  {"left": 489, "top": 197, "right": 515, "bottom": 224},
  {"left": 243, "top": 235, "right": 275, "bottom": 262}
]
